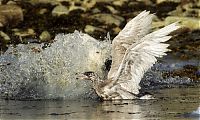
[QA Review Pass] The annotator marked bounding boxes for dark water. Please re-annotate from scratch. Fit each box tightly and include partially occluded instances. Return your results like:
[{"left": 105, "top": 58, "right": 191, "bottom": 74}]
[{"left": 0, "top": 86, "right": 199, "bottom": 120}]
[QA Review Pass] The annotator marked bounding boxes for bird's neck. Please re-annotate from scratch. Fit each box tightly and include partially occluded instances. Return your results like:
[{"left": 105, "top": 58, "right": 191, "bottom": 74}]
[{"left": 93, "top": 78, "right": 113, "bottom": 98}]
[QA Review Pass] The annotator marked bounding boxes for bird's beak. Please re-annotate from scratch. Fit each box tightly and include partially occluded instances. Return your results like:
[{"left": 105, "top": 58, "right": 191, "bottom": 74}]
[{"left": 76, "top": 73, "right": 90, "bottom": 80}]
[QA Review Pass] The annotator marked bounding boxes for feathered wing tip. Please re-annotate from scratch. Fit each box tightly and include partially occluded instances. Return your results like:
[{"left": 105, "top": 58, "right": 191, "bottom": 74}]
[
  {"left": 153, "top": 22, "right": 180, "bottom": 37},
  {"left": 118, "top": 10, "right": 154, "bottom": 39}
]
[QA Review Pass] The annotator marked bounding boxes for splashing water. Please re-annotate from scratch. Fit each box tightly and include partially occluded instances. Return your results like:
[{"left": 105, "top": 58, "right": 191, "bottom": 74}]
[
  {"left": 0, "top": 31, "right": 111, "bottom": 99},
  {"left": 193, "top": 107, "right": 200, "bottom": 115},
  {"left": 0, "top": 31, "right": 194, "bottom": 100}
]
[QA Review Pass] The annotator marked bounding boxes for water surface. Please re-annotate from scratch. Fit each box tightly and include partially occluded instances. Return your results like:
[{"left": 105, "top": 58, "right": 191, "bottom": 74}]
[{"left": 0, "top": 86, "right": 199, "bottom": 120}]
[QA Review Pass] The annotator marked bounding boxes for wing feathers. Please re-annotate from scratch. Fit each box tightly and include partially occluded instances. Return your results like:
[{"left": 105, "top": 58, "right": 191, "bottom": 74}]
[
  {"left": 118, "top": 10, "right": 153, "bottom": 40},
  {"left": 153, "top": 22, "right": 179, "bottom": 37},
  {"left": 113, "top": 22, "right": 180, "bottom": 94},
  {"left": 108, "top": 10, "right": 154, "bottom": 79}
]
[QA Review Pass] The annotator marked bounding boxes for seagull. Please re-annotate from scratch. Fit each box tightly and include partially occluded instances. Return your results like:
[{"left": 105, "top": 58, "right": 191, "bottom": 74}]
[{"left": 77, "top": 10, "right": 180, "bottom": 100}]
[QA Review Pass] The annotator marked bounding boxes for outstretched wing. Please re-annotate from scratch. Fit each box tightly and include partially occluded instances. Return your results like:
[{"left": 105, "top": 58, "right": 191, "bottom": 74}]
[
  {"left": 108, "top": 10, "right": 154, "bottom": 79},
  {"left": 113, "top": 22, "right": 180, "bottom": 95}
]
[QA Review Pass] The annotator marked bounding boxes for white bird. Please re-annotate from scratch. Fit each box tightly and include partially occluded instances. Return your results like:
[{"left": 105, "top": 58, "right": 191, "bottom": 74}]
[{"left": 77, "top": 10, "right": 180, "bottom": 100}]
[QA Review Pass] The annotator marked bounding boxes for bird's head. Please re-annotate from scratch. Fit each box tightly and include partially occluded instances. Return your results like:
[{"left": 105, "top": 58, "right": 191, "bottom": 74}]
[
  {"left": 76, "top": 71, "right": 106, "bottom": 99},
  {"left": 76, "top": 71, "right": 98, "bottom": 82}
]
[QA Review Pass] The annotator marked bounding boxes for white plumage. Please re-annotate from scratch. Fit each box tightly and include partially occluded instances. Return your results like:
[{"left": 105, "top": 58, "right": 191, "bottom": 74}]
[{"left": 77, "top": 10, "right": 180, "bottom": 100}]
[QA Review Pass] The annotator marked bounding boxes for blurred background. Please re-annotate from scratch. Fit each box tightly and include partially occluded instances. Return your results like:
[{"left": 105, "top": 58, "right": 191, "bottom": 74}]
[{"left": 0, "top": 0, "right": 199, "bottom": 48}]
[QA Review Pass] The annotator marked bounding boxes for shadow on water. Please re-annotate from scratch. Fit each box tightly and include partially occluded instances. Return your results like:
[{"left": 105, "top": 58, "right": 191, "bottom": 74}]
[{"left": 0, "top": 86, "right": 199, "bottom": 120}]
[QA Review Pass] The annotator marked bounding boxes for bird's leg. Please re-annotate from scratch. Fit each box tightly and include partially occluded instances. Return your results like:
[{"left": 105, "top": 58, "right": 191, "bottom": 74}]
[
  {"left": 101, "top": 92, "right": 122, "bottom": 100},
  {"left": 105, "top": 92, "right": 122, "bottom": 100},
  {"left": 114, "top": 86, "right": 139, "bottom": 99}
]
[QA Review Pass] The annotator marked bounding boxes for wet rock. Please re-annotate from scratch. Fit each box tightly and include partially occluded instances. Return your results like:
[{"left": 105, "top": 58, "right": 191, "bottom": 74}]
[
  {"left": 96, "top": 0, "right": 114, "bottom": 2},
  {"left": 0, "top": 5, "right": 23, "bottom": 27},
  {"left": 168, "top": 29, "right": 200, "bottom": 60},
  {"left": 84, "top": 25, "right": 105, "bottom": 33},
  {"left": 112, "top": 27, "right": 121, "bottom": 34},
  {"left": 106, "top": 5, "right": 119, "bottom": 14},
  {"left": 162, "top": 65, "right": 200, "bottom": 81},
  {"left": 13, "top": 28, "right": 36, "bottom": 41},
  {"left": 152, "top": 12, "right": 200, "bottom": 29},
  {"left": 27, "top": 0, "right": 60, "bottom": 5},
  {"left": 168, "top": 6, "right": 185, "bottom": 17},
  {"left": 68, "top": 2, "right": 86, "bottom": 13},
  {"left": 165, "top": 16, "right": 200, "bottom": 29},
  {"left": 82, "top": 0, "right": 96, "bottom": 10},
  {"left": 169, "top": 4, "right": 200, "bottom": 18},
  {"left": 136, "top": 0, "right": 153, "bottom": 5},
  {"left": 156, "top": 0, "right": 181, "bottom": 4},
  {"left": 113, "top": 0, "right": 128, "bottom": 6},
  {"left": 152, "top": 21, "right": 165, "bottom": 30},
  {"left": 141, "top": 70, "right": 193, "bottom": 90},
  {"left": 6, "top": 1, "right": 17, "bottom": 5},
  {"left": 39, "top": 31, "right": 51, "bottom": 42},
  {"left": 0, "top": 15, "right": 7, "bottom": 27},
  {"left": 91, "top": 14, "right": 124, "bottom": 26},
  {"left": 52, "top": 5, "right": 69, "bottom": 16},
  {"left": 0, "top": 31, "right": 10, "bottom": 42},
  {"left": 92, "top": 8, "right": 101, "bottom": 13},
  {"left": 39, "top": 8, "right": 48, "bottom": 15}
]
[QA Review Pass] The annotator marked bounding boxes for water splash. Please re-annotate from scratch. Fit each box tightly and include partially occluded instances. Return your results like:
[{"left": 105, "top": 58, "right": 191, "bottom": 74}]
[
  {"left": 177, "top": 106, "right": 200, "bottom": 118},
  {"left": 0, "top": 31, "right": 111, "bottom": 99},
  {"left": 192, "top": 107, "right": 200, "bottom": 115},
  {"left": 0, "top": 31, "right": 195, "bottom": 100}
]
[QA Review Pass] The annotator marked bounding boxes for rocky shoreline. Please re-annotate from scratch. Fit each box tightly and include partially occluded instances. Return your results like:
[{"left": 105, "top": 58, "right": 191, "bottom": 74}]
[{"left": 0, "top": 0, "right": 199, "bottom": 46}]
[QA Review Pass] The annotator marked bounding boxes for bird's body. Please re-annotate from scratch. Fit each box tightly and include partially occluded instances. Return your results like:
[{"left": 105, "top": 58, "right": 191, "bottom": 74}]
[{"left": 77, "top": 10, "right": 180, "bottom": 100}]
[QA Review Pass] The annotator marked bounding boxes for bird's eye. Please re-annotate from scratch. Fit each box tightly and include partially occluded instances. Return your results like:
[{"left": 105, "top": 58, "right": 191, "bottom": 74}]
[{"left": 83, "top": 71, "right": 94, "bottom": 76}]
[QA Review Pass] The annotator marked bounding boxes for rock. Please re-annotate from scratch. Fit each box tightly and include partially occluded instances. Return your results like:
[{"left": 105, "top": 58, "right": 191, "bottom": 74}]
[
  {"left": 92, "top": 8, "right": 101, "bottom": 13},
  {"left": 6, "top": 1, "right": 17, "bottom": 5},
  {"left": 136, "top": 0, "right": 153, "bottom": 5},
  {"left": 151, "top": 15, "right": 166, "bottom": 29},
  {"left": 27, "top": 0, "right": 60, "bottom": 5},
  {"left": 106, "top": 5, "right": 119, "bottom": 14},
  {"left": 13, "top": 28, "right": 36, "bottom": 41},
  {"left": 84, "top": 25, "right": 105, "bottom": 33},
  {"left": 0, "top": 15, "right": 7, "bottom": 27},
  {"left": 156, "top": 0, "right": 181, "bottom": 4},
  {"left": 96, "top": 0, "right": 114, "bottom": 2},
  {"left": 152, "top": 21, "right": 165, "bottom": 30},
  {"left": 113, "top": 0, "right": 128, "bottom": 6},
  {"left": 0, "top": 31, "right": 10, "bottom": 42},
  {"left": 153, "top": 11, "right": 199, "bottom": 29},
  {"left": 0, "top": 5, "right": 23, "bottom": 27},
  {"left": 52, "top": 5, "right": 69, "bottom": 16},
  {"left": 168, "top": 6, "right": 184, "bottom": 17},
  {"left": 91, "top": 14, "right": 124, "bottom": 26},
  {"left": 198, "top": 1, "right": 200, "bottom": 7},
  {"left": 39, "top": 8, "right": 48, "bottom": 15},
  {"left": 39, "top": 31, "right": 51, "bottom": 42},
  {"left": 165, "top": 16, "right": 200, "bottom": 29},
  {"left": 112, "top": 27, "right": 121, "bottom": 34},
  {"left": 68, "top": 2, "right": 86, "bottom": 13},
  {"left": 82, "top": 0, "right": 96, "bottom": 10},
  {"left": 168, "top": 4, "right": 200, "bottom": 18}
]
